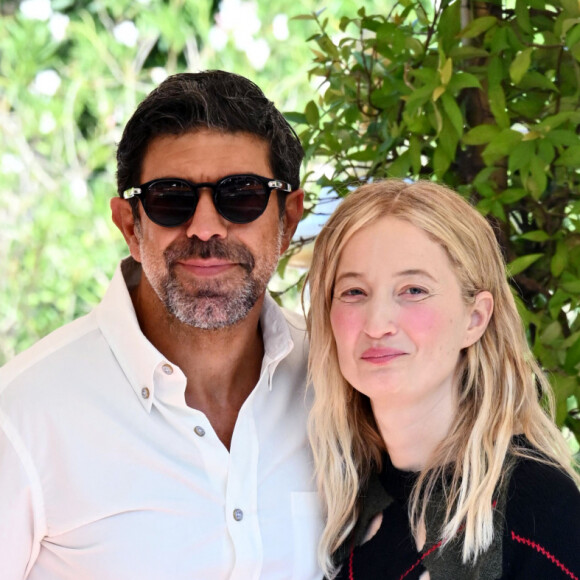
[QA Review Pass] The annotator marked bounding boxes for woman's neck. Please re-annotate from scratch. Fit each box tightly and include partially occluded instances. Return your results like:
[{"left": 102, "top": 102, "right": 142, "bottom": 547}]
[{"left": 372, "top": 389, "right": 457, "bottom": 472}]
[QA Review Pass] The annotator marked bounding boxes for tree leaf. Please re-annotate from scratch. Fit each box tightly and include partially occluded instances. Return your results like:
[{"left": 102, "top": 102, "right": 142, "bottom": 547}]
[
  {"left": 440, "top": 57, "right": 453, "bottom": 85},
  {"left": 432, "top": 85, "right": 446, "bottom": 102},
  {"left": 447, "top": 72, "right": 482, "bottom": 92},
  {"left": 285, "top": 112, "right": 307, "bottom": 125},
  {"left": 387, "top": 150, "right": 411, "bottom": 177},
  {"left": 561, "top": 279, "right": 580, "bottom": 293},
  {"left": 526, "top": 155, "right": 548, "bottom": 200},
  {"left": 441, "top": 92, "right": 464, "bottom": 136},
  {"left": 305, "top": 100, "right": 320, "bottom": 126},
  {"left": 541, "top": 320, "right": 562, "bottom": 345},
  {"left": 460, "top": 16, "right": 498, "bottom": 39},
  {"left": 555, "top": 145, "right": 580, "bottom": 167},
  {"left": 433, "top": 145, "right": 452, "bottom": 178},
  {"left": 551, "top": 242, "right": 569, "bottom": 277},
  {"left": 508, "top": 140, "right": 534, "bottom": 173},
  {"left": 507, "top": 253, "right": 543, "bottom": 276},
  {"left": 510, "top": 48, "right": 533, "bottom": 84},
  {"left": 462, "top": 124, "right": 501, "bottom": 145},
  {"left": 498, "top": 188, "right": 527, "bottom": 204},
  {"left": 409, "top": 136, "right": 422, "bottom": 174},
  {"left": 449, "top": 46, "right": 490, "bottom": 60},
  {"left": 561, "top": 0, "right": 580, "bottom": 18},
  {"left": 519, "top": 230, "right": 551, "bottom": 242},
  {"left": 565, "top": 336, "right": 580, "bottom": 374},
  {"left": 545, "top": 130, "right": 580, "bottom": 147},
  {"left": 482, "top": 129, "right": 523, "bottom": 164},
  {"left": 488, "top": 85, "right": 510, "bottom": 129},
  {"left": 515, "top": 0, "right": 532, "bottom": 33}
]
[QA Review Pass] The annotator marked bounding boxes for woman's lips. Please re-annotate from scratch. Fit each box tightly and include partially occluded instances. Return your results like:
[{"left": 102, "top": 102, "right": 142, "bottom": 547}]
[{"left": 360, "top": 347, "right": 406, "bottom": 364}]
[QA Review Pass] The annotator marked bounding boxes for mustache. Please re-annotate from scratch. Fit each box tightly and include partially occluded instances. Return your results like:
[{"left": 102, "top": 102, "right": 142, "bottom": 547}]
[{"left": 163, "top": 237, "right": 255, "bottom": 273}]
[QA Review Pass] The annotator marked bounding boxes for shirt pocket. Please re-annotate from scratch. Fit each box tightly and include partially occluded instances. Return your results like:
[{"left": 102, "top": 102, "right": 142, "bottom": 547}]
[{"left": 290, "top": 491, "right": 324, "bottom": 580}]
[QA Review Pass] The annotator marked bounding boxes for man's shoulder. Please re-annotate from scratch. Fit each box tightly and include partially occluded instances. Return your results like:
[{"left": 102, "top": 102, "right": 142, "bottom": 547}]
[{"left": 0, "top": 311, "right": 100, "bottom": 396}]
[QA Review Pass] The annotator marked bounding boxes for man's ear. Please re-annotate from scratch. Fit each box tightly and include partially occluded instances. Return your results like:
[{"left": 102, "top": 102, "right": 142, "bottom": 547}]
[
  {"left": 463, "top": 291, "right": 494, "bottom": 348},
  {"left": 280, "top": 188, "right": 304, "bottom": 254},
  {"left": 110, "top": 197, "right": 142, "bottom": 263}
]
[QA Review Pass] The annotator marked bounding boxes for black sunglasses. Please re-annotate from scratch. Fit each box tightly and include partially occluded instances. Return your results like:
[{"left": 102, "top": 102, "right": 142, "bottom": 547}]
[{"left": 123, "top": 174, "right": 292, "bottom": 227}]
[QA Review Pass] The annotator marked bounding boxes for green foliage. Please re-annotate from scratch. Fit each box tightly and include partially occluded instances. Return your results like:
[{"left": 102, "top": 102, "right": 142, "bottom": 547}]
[{"left": 294, "top": 1, "right": 580, "bottom": 436}]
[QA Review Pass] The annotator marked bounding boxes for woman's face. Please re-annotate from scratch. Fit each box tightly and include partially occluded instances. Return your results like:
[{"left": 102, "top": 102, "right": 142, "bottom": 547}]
[{"left": 330, "top": 216, "right": 478, "bottom": 410}]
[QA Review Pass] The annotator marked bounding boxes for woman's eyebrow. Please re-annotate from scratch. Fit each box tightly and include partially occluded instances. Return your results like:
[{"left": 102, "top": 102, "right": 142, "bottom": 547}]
[
  {"left": 334, "top": 271, "right": 364, "bottom": 285},
  {"left": 394, "top": 268, "right": 438, "bottom": 282},
  {"left": 334, "top": 269, "right": 439, "bottom": 284}
]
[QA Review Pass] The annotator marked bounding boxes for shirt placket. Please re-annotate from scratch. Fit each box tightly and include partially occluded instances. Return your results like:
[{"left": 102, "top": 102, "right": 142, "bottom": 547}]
[{"left": 225, "top": 374, "right": 263, "bottom": 580}]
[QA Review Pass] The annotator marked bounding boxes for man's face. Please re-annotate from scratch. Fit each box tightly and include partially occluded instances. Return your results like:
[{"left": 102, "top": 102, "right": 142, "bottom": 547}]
[{"left": 116, "top": 129, "right": 301, "bottom": 329}]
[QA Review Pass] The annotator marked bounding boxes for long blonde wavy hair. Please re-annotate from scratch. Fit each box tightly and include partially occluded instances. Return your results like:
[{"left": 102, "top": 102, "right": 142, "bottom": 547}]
[{"left": 305, "top": 179, "right": 579, "bottom": 578}]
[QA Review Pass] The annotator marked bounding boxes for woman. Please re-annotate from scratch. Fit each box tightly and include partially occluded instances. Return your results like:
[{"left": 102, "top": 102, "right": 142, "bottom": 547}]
[{"left": 306, "top": 179, "right": 580, "bottom": 579}]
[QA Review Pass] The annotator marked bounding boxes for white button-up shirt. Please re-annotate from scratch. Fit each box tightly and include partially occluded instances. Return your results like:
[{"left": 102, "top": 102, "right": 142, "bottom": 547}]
[{"left": 0, "top": 258, "right": 323, "bottom": 580}]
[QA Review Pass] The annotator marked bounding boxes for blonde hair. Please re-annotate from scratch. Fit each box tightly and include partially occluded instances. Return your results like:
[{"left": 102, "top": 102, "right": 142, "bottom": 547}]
[{"left": 305, "top": 179, "right": 579, "bottom": 578}]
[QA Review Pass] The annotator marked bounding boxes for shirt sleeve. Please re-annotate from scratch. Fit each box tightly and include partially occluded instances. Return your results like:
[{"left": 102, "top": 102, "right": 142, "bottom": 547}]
[
  {"left": 0, "top": 414, "right": 41, "bottom": 579},
  {"left": 502, "top": 457, "right": 580, "bottom": 579}
]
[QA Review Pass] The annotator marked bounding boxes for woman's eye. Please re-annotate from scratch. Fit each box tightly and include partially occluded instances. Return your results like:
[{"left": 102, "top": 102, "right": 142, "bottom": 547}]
[
  {"left": 335, "top": 287, "right": 366, "bottom": 300},
  {"left": 403, "top": 286, "right": 427, "bottom": 297}
]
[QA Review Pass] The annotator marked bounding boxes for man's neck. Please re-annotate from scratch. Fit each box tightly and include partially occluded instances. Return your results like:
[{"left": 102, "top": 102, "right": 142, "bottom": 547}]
[{"left": 131, "top": 278, "right": 266, "bottom": 450}]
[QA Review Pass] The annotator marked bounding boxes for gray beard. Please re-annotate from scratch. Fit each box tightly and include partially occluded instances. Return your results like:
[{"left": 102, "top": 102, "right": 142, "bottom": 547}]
[
  {"left": 146, "top": 234, "right": 281, "bottom": 330},
  {"left": 163, "top": 270, "right": 266, "bottom": 329}
]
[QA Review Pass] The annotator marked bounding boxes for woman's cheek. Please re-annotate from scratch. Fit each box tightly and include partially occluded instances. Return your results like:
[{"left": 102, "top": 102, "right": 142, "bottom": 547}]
[
  {"left": 399, "top": 304, "right": 441, "bottom": 337},
  {"left": 330, "top": 303, "right": 362, "bottom": 349}
]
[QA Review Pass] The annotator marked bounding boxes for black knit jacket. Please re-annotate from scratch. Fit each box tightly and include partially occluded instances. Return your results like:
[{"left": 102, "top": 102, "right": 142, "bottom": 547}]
[{"left": 333, "top": 446, "right": 580, "bottom": 580}]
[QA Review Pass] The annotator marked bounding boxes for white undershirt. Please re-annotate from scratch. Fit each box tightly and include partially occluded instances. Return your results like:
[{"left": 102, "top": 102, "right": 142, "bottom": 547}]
[{"left": 0, "top": 258, "right": 323, "bottom": 580}]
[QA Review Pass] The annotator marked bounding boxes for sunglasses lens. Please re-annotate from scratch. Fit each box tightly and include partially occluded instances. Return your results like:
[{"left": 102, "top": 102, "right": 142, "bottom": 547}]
[
  {"left": 143, "top": 180, "right": 196, "bottom": 227},
  {"left": 217, "top": 176, "right": 270, "bottom": 223}
]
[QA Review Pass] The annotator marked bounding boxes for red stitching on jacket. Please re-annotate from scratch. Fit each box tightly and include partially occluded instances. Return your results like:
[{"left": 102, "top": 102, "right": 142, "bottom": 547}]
[
  {"left": 511, "top": 531, "right": 578, "bottom": 580},
  {"left": 398, "top": 540, "right": 443, "bottom": 580},
  {"left": 348, "top": 547, "right": 354, "bottom": 580}
]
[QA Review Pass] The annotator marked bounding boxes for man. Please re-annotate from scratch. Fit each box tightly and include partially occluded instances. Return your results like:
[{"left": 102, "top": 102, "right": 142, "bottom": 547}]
[{"left": 0, "top": 71, "right": 322, "bottom": 579}]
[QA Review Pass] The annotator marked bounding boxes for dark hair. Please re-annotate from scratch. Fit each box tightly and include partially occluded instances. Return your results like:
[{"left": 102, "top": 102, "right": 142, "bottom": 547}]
[{"left": 116, "top": 70, "right": 304, "bottom": 217}]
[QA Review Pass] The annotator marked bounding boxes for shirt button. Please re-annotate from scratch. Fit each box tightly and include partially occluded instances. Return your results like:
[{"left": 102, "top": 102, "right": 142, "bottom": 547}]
[
  {"left": 233, "top": 508, "right": 244, "bottom": 522},
  {"left": 161, "top": 363, "right": 173, "bottom": 375},
  {"left": 194, "top": 426, "right": 206, "bottom": 437},
  {"left": 141, "top": 387, "right": 150, "bottom": 399}
]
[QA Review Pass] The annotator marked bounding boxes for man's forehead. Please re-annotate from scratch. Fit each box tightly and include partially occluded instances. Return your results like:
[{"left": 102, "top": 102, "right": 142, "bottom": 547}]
[{"left": 140, "top": 129, "right": 273, "bottom": 183}]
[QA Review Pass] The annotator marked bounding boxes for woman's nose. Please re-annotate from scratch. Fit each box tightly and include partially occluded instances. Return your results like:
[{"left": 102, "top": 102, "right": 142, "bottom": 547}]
[{"left": 363, "top": 298, "right": 398, "bottom": 339}]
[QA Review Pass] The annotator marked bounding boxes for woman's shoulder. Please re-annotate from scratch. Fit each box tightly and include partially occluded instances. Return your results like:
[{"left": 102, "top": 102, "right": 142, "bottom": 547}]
[
  {"left": 502, "top": 451, "right": 580, "bottom": 579},
  {"left": 506, "top": 451, "right": 580, "bottom": 517}
]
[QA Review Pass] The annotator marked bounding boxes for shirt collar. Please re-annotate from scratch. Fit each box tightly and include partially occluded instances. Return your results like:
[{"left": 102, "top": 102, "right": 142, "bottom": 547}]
[
  {"left": 96, "top": 257, "right": 296, "bottom": 409},
  {"left": 259, "top": 293, "right": 295, "bottom": 389},
  {"left": 95, "top": 257, "right": 163, "bottom": 412}
]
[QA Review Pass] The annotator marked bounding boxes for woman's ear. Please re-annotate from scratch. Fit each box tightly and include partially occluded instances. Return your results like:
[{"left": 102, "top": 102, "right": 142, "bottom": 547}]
[{"left": 463, "top": 291, "right": 494, "bottom": 349}]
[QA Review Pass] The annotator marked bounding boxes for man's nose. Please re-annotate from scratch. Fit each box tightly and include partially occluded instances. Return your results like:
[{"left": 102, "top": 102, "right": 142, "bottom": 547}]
[{"left": 185, "top": 189, "right": 228, "bottom": 241}]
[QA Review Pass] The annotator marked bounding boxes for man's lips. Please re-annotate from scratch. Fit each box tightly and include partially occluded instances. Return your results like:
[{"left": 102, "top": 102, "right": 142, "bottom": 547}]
[
  {"left": 176, "top": 259, "right": 237, "bottom": 277},
  {"left": 360, "top": 347, "right": 406, "bottom": 364}
]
